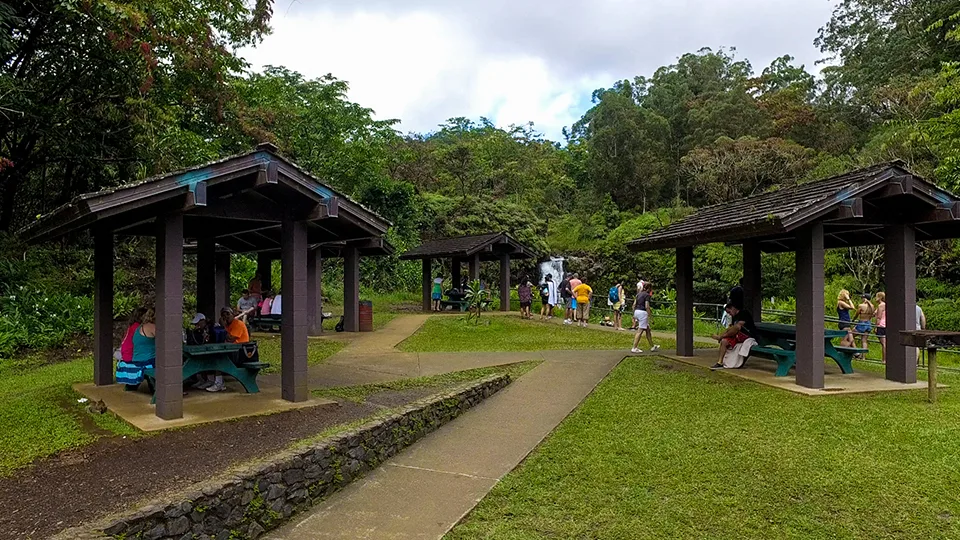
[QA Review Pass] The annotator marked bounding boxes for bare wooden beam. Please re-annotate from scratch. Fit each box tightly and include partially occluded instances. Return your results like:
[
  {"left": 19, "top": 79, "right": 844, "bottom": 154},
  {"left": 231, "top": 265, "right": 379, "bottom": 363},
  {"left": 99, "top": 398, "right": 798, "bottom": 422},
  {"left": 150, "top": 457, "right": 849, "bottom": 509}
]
[{"left": 255, "top": 160, "right": 278, "bottom": 186}]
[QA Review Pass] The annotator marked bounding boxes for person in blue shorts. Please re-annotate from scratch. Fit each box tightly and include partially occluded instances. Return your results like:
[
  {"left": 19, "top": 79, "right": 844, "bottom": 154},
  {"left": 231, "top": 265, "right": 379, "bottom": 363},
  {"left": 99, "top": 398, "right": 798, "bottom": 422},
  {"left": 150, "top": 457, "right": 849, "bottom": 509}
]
[
  {"left": 854, "top": 293, "right": 875, "bottom": 352},
  {"left": 431, "top": 275, "right": 444, "bottom": 311}
]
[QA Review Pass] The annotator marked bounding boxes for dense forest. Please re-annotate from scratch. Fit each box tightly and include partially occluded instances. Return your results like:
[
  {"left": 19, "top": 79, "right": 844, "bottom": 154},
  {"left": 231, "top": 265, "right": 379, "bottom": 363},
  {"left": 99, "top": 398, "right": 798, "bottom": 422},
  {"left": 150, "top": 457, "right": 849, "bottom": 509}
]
[{"left": 4, "top": 0, "right": 960, "bottom": 357}]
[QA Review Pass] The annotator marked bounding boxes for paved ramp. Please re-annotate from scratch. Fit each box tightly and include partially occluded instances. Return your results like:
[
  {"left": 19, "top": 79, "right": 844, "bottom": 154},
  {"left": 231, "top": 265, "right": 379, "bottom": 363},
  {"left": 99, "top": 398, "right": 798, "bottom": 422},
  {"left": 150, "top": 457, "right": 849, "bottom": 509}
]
[{"left": 267, "top": 351, "right": 623, "bottom": 539}]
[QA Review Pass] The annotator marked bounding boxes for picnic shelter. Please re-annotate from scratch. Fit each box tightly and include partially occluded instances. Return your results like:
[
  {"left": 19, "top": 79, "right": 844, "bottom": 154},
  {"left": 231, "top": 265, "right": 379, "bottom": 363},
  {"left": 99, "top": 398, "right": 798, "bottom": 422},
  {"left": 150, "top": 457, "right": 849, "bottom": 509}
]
[
  {"left": 18, "top": 143, "right": 392, "bottom": 420},
  {"left": 628, "top": 161, "right": 960, "bottom": 389},
  {"left": 399, "top": 233, "right": 537, "bottom": 312}
]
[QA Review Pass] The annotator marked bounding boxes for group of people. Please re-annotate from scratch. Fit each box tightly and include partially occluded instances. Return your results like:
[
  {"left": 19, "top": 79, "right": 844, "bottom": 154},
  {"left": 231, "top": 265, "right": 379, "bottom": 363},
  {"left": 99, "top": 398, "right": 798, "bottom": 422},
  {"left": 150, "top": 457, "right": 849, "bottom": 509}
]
[
  {"left": 115, "top": 303, "right": 253, "bottom": 395},
  {"left": 236, "top": 274, "right": 282, "bottom": 322},
  {"left": 837, "top": 289, "right": 927, "bottom": 363},
  {"left": 521, "top": 273, "right": 593, "bottom": 326}
]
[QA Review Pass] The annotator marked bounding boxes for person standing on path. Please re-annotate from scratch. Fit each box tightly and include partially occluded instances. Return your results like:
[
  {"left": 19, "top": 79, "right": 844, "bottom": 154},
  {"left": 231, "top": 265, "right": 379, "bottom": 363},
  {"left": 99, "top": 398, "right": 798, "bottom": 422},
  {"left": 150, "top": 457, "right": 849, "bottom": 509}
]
[
  {"left": 572, "top": 279, "right": 592, "bottom": 327},
  {"left": 875, "top": 292, "right": 887, "bottom": 364},
  {"left": 432, "top": 274, "right": 444, "bottom": 312},
  {"left": 540, "top": 274, "right": 558, "bottom": 321},
  {"left": 631, "top": 282, "right": 659, "bottom": 353},
  {"left": 518, "top": 277, "right": 533, "bottom": 319},
  {"left": 837, "top": 289, "right": 854, "bottom": 330},
  {"left": 559, "top": 274, "right": 573, "bottom": 324},
  {"left": 854, "top": 293, "right": 875, "bottom": 352},
  {"left": 609, "top": 280, "right": 625, "bottom": 330},
  {"left": 567, "top": 274, "right": 583, "bottom": 325}
]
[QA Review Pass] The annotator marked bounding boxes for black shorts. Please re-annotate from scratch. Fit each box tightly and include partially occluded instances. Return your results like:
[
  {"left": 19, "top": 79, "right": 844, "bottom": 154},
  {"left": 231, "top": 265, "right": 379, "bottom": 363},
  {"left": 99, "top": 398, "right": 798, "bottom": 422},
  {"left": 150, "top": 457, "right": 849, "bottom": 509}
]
[{"left": 876, "top": 326, "right": 886, "bottom": 336}]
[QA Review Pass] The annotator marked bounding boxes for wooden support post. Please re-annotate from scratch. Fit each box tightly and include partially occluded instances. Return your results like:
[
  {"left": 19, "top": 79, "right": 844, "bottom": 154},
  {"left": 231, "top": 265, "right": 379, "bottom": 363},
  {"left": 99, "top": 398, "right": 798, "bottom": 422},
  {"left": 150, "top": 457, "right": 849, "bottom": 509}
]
[
  {"left": 500, "top": 254, "right": 511, "bottom": 312},
  {"left": 742, "top": 241, "right": 762, "bottom": 321},
  {"left": 422, "top": 258, "right": 432, "bottom": 312},
  {"left": 676, "top": 247, "right": 694, "bottom": 357},
  {"left": 469, "top": 253, "right": 480, "bottom": 282},
  {"left": 93, "top": 229, "right": 114, "bottom": 386},
  {"left": 885, "top": 224, "right": 917, "bottom": 383},
  {"left": 928, "top": 348, "right": 937, "bottom": 403},
  {"left": 196, "top": 238, "right": 217, "bottom": 320},
  {"left": 281, "top": 216, "right": 308, "bottom": 402},
  {"left": 307, "top": 248, "right": 322, "bottom": 336},
  {"left": 343, "top": 247, "right": 360, "bottom": 332},
  {"left": 795, "top": 223, "right": 825, "bottom": 389},
  {"left": 215, "top": 253, "right": 230, "bottom": 312},
  {"left": 155, "top": 213, "right": 184, "bottom": 420},
  {"left": 257, "top": 252, "right": 273, "bottom": 294}
]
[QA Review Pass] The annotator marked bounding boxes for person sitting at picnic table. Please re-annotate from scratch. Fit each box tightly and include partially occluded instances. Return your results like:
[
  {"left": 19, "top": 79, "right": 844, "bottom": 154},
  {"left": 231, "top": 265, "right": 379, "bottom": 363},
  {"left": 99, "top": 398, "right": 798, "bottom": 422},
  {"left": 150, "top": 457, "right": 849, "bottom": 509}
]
[
  {"left": 116, "top": 306, "right": 147, "bottom": 364},
  {"left": 854, "top": 293, "right": 875, "bottom": 352},
  {"left": 236, "top": 289, "right": 258, "bottom": 323},
  {"left": 259, "top": 291, "right": 274, "bottom": 317},
  {"left": 186, "top": 313, "right": 212, "bottom": 346},
  {"left": 710, "top": 303, "right": 757, "bottom": 370},
  {"left": 117, "top": 308, "right": 156, "bottom": 392},
  {"left": 271, "top": 291, "right": 282, "bottom": 315},
  {"left": 837, "top": 289, "right": 854, "bottom": 330},
  {"left": 207, "top": 308, "right": 251, "bottom": 393}
]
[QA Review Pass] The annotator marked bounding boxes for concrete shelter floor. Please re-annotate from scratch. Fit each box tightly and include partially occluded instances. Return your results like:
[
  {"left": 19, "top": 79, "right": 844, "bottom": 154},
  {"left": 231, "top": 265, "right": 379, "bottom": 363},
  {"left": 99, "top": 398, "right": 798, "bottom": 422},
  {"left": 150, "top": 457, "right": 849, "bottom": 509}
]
[
  {"left": 74, "top": 380, "right": 336, "bottom": 432},
  {"left": 665, "top": 348, "right": 937, "bottom": 395}
]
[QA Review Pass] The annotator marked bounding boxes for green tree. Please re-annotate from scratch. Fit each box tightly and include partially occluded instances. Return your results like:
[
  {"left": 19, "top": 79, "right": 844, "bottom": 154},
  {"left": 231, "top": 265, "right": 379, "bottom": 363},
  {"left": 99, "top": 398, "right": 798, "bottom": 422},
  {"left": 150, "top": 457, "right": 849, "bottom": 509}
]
[{"left": 1, "top": 0, "right": 272, "bottom": 231}]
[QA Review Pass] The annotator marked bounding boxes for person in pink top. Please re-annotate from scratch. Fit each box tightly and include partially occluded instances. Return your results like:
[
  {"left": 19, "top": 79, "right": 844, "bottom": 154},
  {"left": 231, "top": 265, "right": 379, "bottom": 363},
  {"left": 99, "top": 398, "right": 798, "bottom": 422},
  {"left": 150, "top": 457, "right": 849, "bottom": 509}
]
[
  {"left": 567, "top": 274, "right": 582, "bottom": 324},
  {"left": 874, "top": 292, "right": 887, "bottom": 364},
  {"left": 119, "top": 307, "right": 147, "bottom": 363},
  {"left": 259, "top": 291, "right": 273, "bottom": 316}
]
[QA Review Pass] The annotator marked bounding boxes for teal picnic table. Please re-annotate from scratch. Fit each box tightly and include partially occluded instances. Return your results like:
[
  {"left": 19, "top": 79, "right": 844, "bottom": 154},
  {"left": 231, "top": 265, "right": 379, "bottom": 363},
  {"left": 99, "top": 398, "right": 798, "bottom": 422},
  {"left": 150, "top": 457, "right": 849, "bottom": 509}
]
[
  {"left": 143, "top": 343, "right": 270, "bottom": 403},
  {"left": 750, "top": 322, "right": 866, "bottom": 377}
]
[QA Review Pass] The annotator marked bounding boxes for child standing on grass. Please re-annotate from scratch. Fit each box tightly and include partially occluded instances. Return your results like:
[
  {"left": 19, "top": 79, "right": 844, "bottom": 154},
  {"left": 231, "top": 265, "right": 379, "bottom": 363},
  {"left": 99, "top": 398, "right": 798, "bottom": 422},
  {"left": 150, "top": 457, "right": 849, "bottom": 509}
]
[{"left": 518, "top": 277, "right": 533, "bottom": 319}]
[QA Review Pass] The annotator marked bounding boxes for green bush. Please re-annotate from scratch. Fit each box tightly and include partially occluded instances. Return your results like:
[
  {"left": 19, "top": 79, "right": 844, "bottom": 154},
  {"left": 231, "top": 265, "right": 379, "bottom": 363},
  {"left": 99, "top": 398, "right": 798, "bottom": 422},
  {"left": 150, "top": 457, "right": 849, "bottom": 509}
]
[{"left": 921, "top": 299, "right": 960, "bottom": 332}]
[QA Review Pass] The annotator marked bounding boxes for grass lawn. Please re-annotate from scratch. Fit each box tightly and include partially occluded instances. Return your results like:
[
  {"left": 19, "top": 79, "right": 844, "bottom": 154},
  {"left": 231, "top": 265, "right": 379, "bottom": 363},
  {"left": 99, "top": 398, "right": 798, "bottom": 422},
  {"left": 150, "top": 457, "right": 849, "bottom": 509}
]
[
  {"left": 450, "top": 357, "right": 960, "bottom": 539},
  {"left": 0, "top": 358, "right": 139, "bottom": 475},
  {"left": 398, "top": 316, "right": 713, "bottom": 353},
  {"left": 314, "top": 360, "right": 541, "bottom": 402}
]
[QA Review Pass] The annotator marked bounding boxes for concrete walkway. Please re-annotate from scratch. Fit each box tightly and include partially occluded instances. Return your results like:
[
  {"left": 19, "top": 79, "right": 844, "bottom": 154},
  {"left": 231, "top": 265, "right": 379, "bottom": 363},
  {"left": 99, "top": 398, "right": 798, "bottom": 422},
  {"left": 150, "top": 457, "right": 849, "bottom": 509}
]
[{"left": 267, "top": 350, "right": 623, "bottom": 539}]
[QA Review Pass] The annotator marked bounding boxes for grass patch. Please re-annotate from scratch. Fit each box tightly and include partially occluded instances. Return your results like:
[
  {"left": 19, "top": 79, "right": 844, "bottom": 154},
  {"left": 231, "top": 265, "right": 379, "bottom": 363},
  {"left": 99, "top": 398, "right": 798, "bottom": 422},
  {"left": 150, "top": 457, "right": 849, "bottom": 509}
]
[
  {"left": 255, "top": 337, "right": 345, "bottom": 375},
  {"left": 313, "top": 360, "right": 540, "bottom": 403},
  {"left": 450, "top": 357, "right": 960, "bottom": 539},
  {"left": 398, "top": 316, "right": 709, "bottom": 353},
  {"left": 0, "top": 358, "right": 138, "bottom": 475}
]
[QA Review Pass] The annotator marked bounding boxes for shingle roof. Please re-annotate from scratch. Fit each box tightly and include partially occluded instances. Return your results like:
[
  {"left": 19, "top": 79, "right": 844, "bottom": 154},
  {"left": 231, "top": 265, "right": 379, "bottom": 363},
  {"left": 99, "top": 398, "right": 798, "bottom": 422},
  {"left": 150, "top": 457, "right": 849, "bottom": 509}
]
[
  {"left": 628, "top": 161, "right": 960, "bottom": 252},
  {"left": 400, "top": 233, "right": 536, "bottom": 260}
]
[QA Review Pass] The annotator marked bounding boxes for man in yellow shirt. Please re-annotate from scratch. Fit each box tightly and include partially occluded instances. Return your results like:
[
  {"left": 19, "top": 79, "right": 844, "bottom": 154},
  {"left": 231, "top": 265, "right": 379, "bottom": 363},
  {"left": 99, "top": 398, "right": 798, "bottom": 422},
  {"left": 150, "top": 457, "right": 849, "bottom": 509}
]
[{"left": 572, "top": 281, "right": 593, "bottom": 327}]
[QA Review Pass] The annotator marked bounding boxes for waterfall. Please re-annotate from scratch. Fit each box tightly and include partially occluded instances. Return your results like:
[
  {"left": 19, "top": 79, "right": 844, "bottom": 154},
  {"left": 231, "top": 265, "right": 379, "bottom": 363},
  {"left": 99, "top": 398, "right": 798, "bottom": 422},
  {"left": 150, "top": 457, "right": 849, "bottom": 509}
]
[{"left": 539, "top": 257, "right": 565, "bottom": 284}]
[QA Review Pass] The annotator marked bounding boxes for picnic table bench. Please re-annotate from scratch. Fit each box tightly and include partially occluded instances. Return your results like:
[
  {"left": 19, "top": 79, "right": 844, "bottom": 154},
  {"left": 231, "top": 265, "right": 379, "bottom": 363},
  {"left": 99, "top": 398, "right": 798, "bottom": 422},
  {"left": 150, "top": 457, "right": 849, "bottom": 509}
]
[
  {"left": 749, "top": 322, "right": 867, "bottom": 377},
  {"left": 142, "top": 343, "right": 270, "bottom": 403},
  {"left": 249, "top": 315, "right": 282, "bottom": 332}
]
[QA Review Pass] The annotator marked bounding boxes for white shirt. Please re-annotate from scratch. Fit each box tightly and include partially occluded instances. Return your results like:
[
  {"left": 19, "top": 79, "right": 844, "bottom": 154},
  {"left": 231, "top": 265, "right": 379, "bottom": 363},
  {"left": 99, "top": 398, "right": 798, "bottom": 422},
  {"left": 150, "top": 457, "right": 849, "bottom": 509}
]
[
  {"left": 547, "top": 280, "right": 559, "bottom": 306},
  {"left": 272, "top": 294, "right": 282, "bottom": 315},
  {"left": 916, "top": 305, "right": 924, "bottom": 330}
]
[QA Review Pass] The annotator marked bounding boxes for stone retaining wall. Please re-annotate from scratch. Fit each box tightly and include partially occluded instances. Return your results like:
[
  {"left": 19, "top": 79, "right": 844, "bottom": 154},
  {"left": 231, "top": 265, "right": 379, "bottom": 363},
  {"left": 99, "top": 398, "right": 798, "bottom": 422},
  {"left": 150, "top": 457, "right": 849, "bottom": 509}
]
[{"left": 61, "top": 374, "right": 511, "bottom": 540}]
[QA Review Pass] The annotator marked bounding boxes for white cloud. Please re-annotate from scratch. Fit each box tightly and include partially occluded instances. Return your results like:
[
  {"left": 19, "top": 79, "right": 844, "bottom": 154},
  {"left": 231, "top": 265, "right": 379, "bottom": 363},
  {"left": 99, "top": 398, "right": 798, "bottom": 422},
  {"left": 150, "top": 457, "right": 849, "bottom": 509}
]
[{"left": 241, "top": 0, "right": 837, "bottom": 140}]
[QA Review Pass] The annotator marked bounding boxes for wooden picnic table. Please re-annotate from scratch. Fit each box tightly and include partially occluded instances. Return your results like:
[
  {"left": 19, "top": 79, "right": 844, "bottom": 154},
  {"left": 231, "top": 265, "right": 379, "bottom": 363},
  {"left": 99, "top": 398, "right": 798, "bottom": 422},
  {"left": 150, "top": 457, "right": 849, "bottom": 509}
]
[
  {"left": 143, "top": 343, "right": 270, "bottom": 403},
  {"left": 900, "top": 330, "right": 960, "bottom": 403},
  {"left": 750, "top": 322, "right": 865, "bottom": 377}
]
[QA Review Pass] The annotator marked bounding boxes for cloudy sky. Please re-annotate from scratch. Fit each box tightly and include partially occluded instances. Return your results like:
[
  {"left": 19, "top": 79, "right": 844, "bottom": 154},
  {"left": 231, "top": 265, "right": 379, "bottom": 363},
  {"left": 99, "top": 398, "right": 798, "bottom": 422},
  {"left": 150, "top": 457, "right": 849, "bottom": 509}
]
[{"left": 242, "top": 0, "right": 837, "bottom": 141}]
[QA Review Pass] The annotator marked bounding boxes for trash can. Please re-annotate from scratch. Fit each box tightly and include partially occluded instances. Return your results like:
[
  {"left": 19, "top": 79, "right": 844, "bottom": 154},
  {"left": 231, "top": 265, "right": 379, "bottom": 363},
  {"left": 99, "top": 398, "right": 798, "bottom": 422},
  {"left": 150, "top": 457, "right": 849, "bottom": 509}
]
[{"left": 359, "top": 300, "right": 373, "bottom": 332}]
